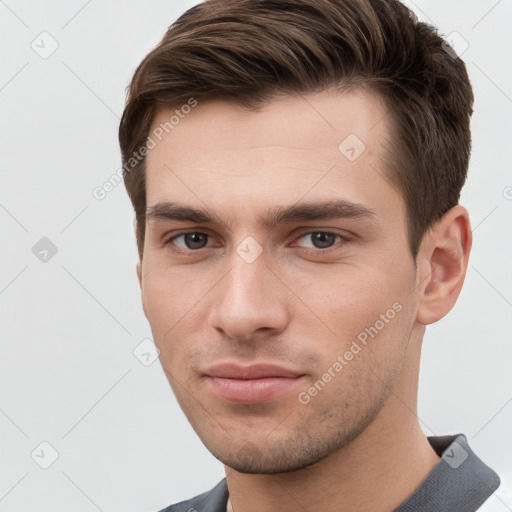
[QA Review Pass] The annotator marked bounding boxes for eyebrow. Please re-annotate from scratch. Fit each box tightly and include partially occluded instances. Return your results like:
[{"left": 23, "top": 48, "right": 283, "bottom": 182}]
[{"left": 146, "top": 199, "right": 377, "bottom": 229}]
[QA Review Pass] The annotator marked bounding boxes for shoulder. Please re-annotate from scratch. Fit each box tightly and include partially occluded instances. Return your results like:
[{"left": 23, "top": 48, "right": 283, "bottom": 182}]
[
  {"left": 395, "top": 433, "right": 501, "bottom": 511},
  {"left": 157, "top": 478, "right": 229, "bottom": 512}
]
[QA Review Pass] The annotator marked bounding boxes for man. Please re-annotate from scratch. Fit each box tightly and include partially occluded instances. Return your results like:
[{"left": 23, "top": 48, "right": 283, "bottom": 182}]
[{"left": 118, "top": 0, "right": 501, "bottom": 510}]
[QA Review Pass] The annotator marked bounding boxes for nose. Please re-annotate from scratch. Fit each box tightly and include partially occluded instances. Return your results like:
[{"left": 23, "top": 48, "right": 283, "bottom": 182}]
[{"left": 207, "top": 247, "right": 289, "bottom": 342}]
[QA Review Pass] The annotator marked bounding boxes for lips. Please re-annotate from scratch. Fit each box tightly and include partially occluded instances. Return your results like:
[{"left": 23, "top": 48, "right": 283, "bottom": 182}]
[
  {"left": 205, "top": 363, "right": 303, "bottom": 379},
  {"left": 204, "top": 363, "right": 305, "bottom": 403}
]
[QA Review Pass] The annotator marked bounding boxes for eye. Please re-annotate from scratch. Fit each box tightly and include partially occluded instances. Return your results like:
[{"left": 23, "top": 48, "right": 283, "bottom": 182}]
[
  {"left": 163, "top": 229, "right": 350, "bottom": 254},
  {"left": 294, "top": 231, "right": 348, "bottom": 250},
  {"left": 165, "top": 232, "right": 211, "bottom": 251}
]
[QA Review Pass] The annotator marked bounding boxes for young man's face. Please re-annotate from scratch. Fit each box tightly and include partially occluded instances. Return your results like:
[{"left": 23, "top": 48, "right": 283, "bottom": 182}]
[{"left": 139, "top": 90, "right": 422, "bottom": 473}]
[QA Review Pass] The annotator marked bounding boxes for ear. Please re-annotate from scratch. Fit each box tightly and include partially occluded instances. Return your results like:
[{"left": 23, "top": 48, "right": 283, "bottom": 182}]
[
  {"left": 415, "top": 205, "right": 472, "bottom": 325},
  {"left": 134, "top": 220, "right": 147, "bottom": 318},
  {"left": 135, "top": 259, "right": 148, "bottom": 319},
  {"left": 136, "top": 260, "right": 142, "bottom": 289}
]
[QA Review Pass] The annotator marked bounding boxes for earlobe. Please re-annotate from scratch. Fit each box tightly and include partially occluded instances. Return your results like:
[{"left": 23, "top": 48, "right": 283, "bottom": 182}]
[{"left": 416, "top": 205, "right": 472, "bottom": 325}]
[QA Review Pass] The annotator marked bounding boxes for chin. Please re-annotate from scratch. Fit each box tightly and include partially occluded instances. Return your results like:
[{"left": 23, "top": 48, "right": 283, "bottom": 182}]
[{"left": 206, "top": 436, "right": 338, "bottom": 475}]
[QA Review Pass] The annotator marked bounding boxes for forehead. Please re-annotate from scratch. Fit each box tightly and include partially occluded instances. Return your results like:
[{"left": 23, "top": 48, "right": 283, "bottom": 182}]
[
  {"left": 148, "top": 88, "right": 389, "bottom": 158},
  {"left": 144, "top": 89, "right": 404, "bottom": 228}
]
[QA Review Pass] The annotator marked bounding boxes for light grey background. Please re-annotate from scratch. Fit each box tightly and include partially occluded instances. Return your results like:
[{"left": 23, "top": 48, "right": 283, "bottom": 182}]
[{"left": 1, "top": 1, "right": 511, "bottom": 511}]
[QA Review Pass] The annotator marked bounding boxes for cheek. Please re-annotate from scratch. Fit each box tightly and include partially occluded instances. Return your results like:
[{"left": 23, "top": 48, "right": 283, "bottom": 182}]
[
  {"left": 288, "top": 263, "right": 414, "bottom": 368},
  {"left": 141, "top": 264, "right": 199, "bottom": 364},
  {"left": 142, "top": 257, "right": 205, "bottom": 325},
  {"left": 294, "top": 263, "right": 407, "bottom": 326}
]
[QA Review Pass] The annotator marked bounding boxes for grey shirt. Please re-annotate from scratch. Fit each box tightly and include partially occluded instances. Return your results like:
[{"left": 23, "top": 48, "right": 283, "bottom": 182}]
[{"left": 158, "top": 433, "right": 500, "bottom": 512}]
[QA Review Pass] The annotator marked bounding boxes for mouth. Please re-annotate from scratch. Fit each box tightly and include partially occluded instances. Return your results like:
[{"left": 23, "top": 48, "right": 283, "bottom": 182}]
[{"left": 204, "top": 363, "right": 306, "bottom": 403}]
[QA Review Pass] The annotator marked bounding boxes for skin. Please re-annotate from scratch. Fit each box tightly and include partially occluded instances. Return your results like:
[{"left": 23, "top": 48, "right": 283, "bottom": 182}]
[{"left": 136, "top": 89, "right": 472, "bottom": 512}]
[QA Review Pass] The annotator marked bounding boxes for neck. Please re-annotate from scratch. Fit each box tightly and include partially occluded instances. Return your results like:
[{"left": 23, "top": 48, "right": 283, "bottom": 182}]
[{"left": 224, "top": 325, "right": 440, "bottom": 512}]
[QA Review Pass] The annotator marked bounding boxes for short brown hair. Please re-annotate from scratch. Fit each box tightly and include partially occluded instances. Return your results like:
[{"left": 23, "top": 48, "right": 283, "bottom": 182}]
[{"left": 119, "top": 0, "right": 474, "bottom": 261}]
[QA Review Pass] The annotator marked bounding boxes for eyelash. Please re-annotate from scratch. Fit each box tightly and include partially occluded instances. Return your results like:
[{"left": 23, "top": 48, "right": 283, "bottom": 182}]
[{"left": 162, "top": 230, "right": 351, "bottom": 255}]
